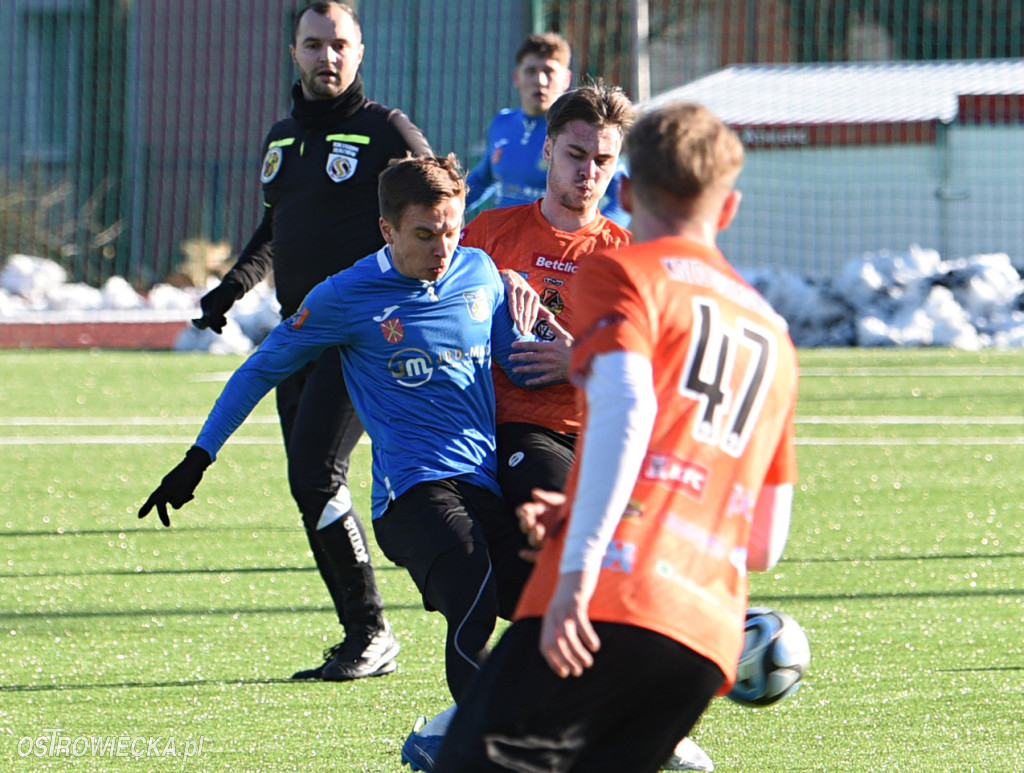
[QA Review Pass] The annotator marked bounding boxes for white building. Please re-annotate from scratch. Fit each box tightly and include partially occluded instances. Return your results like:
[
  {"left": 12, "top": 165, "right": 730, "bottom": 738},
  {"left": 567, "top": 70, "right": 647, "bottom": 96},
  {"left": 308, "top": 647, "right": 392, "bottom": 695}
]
[{"left": 648, "top": 60, "right": 1024, "bottom": 277}]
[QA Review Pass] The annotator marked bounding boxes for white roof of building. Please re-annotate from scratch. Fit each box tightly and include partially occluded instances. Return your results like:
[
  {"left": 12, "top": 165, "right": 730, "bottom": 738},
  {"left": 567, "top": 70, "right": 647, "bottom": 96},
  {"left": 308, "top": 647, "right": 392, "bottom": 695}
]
[{"left": 647, "top": 59, "right": 1024, "bottom": 124}]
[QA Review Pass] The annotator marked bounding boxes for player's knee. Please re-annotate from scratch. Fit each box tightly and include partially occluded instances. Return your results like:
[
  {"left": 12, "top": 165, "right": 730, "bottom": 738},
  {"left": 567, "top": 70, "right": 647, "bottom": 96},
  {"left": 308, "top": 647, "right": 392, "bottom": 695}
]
[
  {"left": 297, "top": 484, "right": 351, "bottom": 532},
  {"left": 316, "top": 486, "right": 353, "bottom": 528},
  {"left": 427, "top": 543, "right": 499, "bottom": 630}
]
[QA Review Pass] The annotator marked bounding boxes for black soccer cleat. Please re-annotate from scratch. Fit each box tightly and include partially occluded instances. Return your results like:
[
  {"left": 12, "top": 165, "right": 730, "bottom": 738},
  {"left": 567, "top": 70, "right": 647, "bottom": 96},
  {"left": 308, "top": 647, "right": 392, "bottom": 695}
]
[
  {"left": 322, "top": 620, "right": 400, "bottom": 681},
  {"left": 291, "top": 640, "right": 346, "bottom": 680}
]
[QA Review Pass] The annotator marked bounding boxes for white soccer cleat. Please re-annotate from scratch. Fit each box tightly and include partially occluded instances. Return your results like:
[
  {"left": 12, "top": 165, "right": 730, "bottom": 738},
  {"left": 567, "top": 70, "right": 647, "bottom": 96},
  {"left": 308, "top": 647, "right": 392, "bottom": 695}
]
[
  {"left": 662, "top": 736, "right": 714, "bottom": 771},
  {"left": 401, "top": 715, "right": 444, "bottom": 771}
]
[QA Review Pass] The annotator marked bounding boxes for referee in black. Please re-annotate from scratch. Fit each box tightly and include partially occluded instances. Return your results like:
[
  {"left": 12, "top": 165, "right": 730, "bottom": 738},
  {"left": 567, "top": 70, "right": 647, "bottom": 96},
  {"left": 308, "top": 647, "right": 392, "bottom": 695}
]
[{"left": 192, "top": 1, "right": 431, "bottom": 681}]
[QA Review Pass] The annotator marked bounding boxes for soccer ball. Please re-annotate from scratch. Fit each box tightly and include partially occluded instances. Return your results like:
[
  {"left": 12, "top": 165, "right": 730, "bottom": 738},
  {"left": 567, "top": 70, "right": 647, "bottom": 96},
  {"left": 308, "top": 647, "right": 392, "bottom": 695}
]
[{"left": 727, "top": 607, "right": 810, "bottom": 707}]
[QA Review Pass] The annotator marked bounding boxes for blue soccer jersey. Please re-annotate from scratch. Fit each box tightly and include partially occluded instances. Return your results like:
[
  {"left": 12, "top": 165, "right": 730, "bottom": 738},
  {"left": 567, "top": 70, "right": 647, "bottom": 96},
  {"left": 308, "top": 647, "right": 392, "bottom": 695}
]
[
  {"left": 196, "top": 245, "right": 534, "bottom": 518},
  {"left": 467, "top": 107, "right": 628, "bottom": 226}
]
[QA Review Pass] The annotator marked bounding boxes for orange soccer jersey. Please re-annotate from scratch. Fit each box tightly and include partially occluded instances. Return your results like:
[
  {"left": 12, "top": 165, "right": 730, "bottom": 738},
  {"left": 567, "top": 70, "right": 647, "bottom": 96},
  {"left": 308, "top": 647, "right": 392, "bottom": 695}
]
[
  {"left": 515, "top": 236, "right": 799, "bottom": 688},
  {"left": 460, "top": 201, "right": 631, "bottom": 434}
]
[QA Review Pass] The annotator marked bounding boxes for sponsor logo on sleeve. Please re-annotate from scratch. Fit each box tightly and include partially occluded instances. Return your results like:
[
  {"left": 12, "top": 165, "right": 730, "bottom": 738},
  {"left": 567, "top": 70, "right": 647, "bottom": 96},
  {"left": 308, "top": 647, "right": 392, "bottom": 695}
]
[
  {"left": 286, "top": 307, "right": 310, "bottom": 330},
  {"left": 260, "top": 147, "right": 283, "bottom": 183},
  {"left": 602, "top": 540, "right": 636, "bottom": 573}
]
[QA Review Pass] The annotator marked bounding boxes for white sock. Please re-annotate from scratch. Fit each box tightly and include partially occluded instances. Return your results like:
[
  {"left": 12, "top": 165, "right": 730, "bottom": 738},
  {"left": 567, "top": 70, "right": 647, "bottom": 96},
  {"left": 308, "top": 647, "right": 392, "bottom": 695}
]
[{"left": 420, "top": 704, "right": 457, "bottom": 736}]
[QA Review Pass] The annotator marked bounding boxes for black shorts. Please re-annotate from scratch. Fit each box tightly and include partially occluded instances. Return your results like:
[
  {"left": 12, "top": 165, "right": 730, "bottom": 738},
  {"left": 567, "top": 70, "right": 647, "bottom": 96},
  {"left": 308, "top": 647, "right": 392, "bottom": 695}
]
[
  {"left": 435, "top": 618, "right": 725, "bottom": 773},
  {"left": 496, "top": 422, "right": 577, "bottom": 509},
  {"left": 372, "top": 478, "right": 534, "bottom": 619}
]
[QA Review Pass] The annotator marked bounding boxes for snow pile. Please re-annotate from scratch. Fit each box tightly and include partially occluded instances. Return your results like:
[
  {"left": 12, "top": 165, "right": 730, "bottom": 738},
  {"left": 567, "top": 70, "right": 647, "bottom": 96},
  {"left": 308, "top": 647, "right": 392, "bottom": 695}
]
[
  {"left": 742, "top": 245, "right": 1024, "bottom": 349},
  {"left": 1, "top": 254, "right": 280, "bottom": 354},
  {"left": 3, "top": 247, "right": 1024, "bottom": 351},
  {"left": 1, "top": 254, "right": 69, "bottom": 308}
]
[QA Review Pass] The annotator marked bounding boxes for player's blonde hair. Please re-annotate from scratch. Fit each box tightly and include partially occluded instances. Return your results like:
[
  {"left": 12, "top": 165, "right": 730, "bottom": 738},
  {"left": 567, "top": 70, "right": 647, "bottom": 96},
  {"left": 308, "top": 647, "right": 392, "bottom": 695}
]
[{"left": 626, "top": 102, "right": 744, "bottom": 214}]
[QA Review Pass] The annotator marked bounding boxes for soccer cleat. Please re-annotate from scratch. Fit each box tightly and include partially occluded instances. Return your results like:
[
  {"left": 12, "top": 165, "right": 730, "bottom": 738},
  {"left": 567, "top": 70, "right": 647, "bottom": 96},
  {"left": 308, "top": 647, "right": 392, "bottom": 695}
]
[
  {"left": 401, "top": 715, "right": 444, "bottom": 772},
  {"left": 290, "top": 641, "right": 345, "bottom": 680},
  {"left": 321, "top": 620, "right": 400, "bottom": 681},
  {"left": 662, "top": 736, "right": 714, "bottom": 771}
]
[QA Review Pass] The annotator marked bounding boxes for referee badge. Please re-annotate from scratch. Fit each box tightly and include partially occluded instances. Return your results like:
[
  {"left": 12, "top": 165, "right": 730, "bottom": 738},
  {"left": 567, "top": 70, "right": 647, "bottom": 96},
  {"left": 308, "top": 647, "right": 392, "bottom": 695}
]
[
  {"left": 260, "top": 147, "right": 283, "bottom": 183},
  {"left": 327, "top": 153, "right": 358, "bottom": 182}
]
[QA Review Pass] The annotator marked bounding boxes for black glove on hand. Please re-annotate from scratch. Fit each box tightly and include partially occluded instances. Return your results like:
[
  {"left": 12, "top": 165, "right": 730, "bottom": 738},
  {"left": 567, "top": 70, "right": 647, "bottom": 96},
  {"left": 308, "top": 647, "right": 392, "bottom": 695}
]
[
  {"left": 138, "top": 446, "right": 213, "bottom": 527},
  {"left": 193, "top": 280, "right": 243, "bottom": 334}
]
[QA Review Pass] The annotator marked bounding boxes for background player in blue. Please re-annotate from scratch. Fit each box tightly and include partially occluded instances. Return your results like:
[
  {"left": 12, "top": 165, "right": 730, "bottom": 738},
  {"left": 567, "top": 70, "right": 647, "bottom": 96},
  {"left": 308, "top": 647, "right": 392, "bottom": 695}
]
[
  {"left": 190, "top": 1, "right": 432, "bottom": 683},
  {"left": 140, "top": 154, "right": 565, "bottom": 724},
  {"left": 465, "top": 33, "right": 629, "bottom": 226}
]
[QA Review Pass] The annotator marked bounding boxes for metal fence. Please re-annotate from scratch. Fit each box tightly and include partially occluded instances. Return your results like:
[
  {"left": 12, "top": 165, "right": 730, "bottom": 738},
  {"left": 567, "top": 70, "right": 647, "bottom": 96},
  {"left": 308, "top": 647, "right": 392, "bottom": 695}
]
[{"left": 0, "top": 0, "right": 1020, "bottom": 286}]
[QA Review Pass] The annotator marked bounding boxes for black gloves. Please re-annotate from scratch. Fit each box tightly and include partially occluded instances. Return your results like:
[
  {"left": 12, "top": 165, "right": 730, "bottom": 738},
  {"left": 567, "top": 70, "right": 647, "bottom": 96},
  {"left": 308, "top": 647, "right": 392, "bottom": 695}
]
[
  {"left": 138, "top": 446, "right": 213, "bottom": 527},
  {"left": 192, "top": 280, "right": 244, "bottom": 334}
]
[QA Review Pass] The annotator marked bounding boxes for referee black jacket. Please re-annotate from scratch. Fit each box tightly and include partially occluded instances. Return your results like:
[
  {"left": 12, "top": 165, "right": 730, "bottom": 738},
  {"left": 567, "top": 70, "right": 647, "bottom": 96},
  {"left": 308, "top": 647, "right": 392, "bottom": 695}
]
[{"left": 223, "top": 74, "right": 432, "bottom": 317}]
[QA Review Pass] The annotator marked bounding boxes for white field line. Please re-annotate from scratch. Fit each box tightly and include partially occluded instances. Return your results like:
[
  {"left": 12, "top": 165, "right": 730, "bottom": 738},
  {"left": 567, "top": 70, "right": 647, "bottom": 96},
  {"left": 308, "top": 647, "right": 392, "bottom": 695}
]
[
  {"left": 798, "top": 437, "right": 1024, "bottom": 446},
  {"left": 797, "top": 416, "right": 1024, "bottom": 425},
  {"left": 800, "top": 367, "right": 1024, "bottom": 377},
  {"left": 0, "top": 432, "right": 372, "bottom": 446},
  {"left": 0, "top": 412, "right": 1017, "bottom": 447},
  {"left": 4, "top": 415, "right": 1021, "bottom": 428},
  {"left": 0, "top": 436, "right": 282, "bottom": 446},
  {"left": 0, "top": 435, "right": 1013, "bottom": 447},
  {"left": 0, "top": 416, "right": 279, "bottom": 426}
]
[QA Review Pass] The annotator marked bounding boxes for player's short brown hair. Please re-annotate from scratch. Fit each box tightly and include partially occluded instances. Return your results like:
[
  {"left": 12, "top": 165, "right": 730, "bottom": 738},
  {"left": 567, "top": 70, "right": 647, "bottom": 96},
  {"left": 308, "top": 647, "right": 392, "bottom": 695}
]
[
  {"left": 546, "top": 81, "right": 634, "bottom": 141},
  {"left": 378, "top": 154, "right": 466, "bottom": 226},
  {"left": 515, "top": 32, "right": 571, "bottom": 67},
  {"left": 292, "top": 2, "right": 359, "bottom": 43},
  {"left": 626, "top": 101, "right": 744, "bottom": 212}
]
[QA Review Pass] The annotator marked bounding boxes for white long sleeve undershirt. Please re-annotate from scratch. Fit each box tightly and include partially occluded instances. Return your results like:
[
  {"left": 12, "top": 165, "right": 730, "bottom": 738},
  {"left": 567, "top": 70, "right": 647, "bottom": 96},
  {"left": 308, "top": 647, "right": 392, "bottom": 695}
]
[{"left": 560, "top": 350, "right": 657, "bottom": 576}]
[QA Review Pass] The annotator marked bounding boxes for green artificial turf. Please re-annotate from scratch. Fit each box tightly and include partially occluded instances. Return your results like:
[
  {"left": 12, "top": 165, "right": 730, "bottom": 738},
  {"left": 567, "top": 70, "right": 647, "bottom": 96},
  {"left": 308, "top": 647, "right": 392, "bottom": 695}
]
[{"left": 1, "top": 349, "right": 1022, "bottom": 771}]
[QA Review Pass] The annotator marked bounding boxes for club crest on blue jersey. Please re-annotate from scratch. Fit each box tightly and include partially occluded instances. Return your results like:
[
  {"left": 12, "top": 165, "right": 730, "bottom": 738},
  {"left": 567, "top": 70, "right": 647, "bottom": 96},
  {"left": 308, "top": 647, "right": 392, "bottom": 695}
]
[
  {"left": 380, "top": 317, "right": 404, "bottom": 344},
  {"left": 327, "top": 153, "right": 358, "bottom": 182},
  {"left": 463, "top": 289, "right": 490, "bottom": 322},
  {"left": 261, "top": 147, "right": 283, "bottom": 183}
]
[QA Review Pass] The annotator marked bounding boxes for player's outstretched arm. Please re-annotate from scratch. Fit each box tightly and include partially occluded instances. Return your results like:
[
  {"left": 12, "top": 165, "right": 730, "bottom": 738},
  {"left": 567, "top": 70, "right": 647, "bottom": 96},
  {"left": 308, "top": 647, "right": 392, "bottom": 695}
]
[
  {"left": 148, "top": 281, "right": 344, "bottom": 527},
  {"left": 138, "top": 446, "right": 212, "bottom": 527}
]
